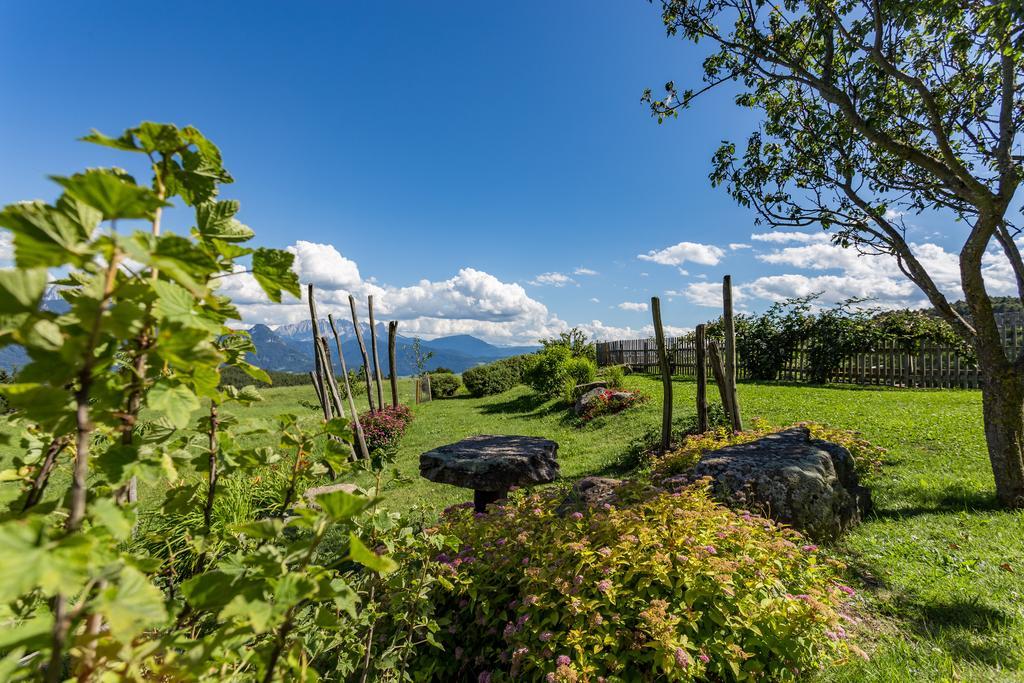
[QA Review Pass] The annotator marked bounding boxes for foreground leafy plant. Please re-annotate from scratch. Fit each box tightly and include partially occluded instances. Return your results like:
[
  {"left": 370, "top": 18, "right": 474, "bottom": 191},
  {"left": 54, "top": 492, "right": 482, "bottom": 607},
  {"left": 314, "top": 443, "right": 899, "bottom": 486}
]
[
  {"left": 0, "top": 122, "right": 394, "bottom": 681},
  {"left": 390, "top": 484, "right": 853, "bottom": 681}
]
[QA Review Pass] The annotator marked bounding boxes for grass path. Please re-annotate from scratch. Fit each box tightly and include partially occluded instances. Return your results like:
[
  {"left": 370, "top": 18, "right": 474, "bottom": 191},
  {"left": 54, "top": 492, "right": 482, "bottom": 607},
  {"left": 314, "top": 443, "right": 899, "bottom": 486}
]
[{"left": 2, "top": 374, "right": 1021, "bottom": 680}]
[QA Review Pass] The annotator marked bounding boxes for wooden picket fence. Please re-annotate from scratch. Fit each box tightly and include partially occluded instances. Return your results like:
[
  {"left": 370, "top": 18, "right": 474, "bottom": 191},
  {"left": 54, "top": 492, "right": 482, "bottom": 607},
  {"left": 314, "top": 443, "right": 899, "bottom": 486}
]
[{"left": 595, "top": 312, "right": 1024, "bottom": 390}]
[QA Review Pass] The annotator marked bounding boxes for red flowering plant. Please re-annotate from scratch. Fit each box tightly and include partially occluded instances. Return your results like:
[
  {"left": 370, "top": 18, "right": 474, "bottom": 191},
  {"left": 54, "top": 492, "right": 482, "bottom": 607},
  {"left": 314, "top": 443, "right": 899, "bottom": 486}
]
[
  {"left": 394, "top": 482, "right": 854, "bottom": 681},
  {"left": 359, "top": 404, "right": 414, "bottom": 454},
  {"left": 578, "top": 389, "right": 648, "bottom": 422}
]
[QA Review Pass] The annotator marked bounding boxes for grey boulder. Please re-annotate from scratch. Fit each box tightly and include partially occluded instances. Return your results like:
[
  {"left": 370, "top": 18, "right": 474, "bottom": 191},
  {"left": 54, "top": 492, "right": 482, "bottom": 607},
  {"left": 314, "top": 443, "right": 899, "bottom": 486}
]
[{"left": 672, "top": 426, "right": 871, "bottom": 541}]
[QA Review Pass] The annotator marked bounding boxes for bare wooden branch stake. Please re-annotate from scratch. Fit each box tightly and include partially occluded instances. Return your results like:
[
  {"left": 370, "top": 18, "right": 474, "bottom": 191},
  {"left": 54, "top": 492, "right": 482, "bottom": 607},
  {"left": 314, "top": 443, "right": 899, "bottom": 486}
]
[
  {"left": 348, "top": 294, "right": 376, "bottom": 413},
  {"left": 722, "top": 275, "right": 743, "bottom": 431},
  {"left": 329, "top": 314, "right": 370, "bottom": 460},
  {"left": 695, "top": 323, "right": 709, "bottom": 433},
  {"left": 651, "top": 296, "right": 673, "bottom": 453},
  {"left": 388, "top": 321, "right": 399, "bottom": 407},
  {"left": 367, "top": 295, "right": 385, "bottom": 411}
]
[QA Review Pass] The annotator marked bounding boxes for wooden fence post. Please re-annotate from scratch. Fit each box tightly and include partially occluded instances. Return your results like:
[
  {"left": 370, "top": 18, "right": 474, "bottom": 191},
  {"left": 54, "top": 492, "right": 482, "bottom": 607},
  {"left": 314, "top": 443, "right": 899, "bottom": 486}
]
[
  {"left": 348, "top": 294, "right": 377, "bottom": 413},
  {"left": 388, "top": 320, "right": 399, "bottom": 407},
  {"left": 367, "top": 295, "right": 385, "bottom": 411},
  {"left": 722, "top": 275, "right": 743, "bottom": 431},
  {"left": 328, "top": 313, "right": 370, "bottom": 461},
  {"left": 651, "top": 296, "right": 673, "bottom": 453},
  {"left": 695, "top": 323, "right": 708, "bottom": 433},
  {"left": 708, "top": 341, "right": 734, "bottom": 424}
]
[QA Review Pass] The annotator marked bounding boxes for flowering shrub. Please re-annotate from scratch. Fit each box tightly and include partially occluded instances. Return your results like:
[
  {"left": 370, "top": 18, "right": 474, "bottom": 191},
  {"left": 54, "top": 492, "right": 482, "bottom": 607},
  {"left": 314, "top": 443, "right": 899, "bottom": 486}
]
[
  {"left": 652, "top": 420, "right": 886, "bottom": 480},
  {"left": 578, "top": 389, "right": 648, "bottom": 422},
  {"left": 359, "top": 404, "right": 414, "bottom": 453},
  {"left": 398, "top": 484, "right": 851, "bottom": 681}
]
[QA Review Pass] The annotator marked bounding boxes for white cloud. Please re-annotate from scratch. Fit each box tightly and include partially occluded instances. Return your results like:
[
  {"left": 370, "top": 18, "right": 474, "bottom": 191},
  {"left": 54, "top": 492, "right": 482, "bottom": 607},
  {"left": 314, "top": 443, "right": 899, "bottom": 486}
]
[
  {"left": 686, "top": 236, "right": 1021, "bottom": 313},
  {"left": 618, "top": 301, "right": 649, "bottom": 312},
  {"left": 217, "top": 240, "right": 571, "bottom": 344},
  {"left": 729, "top": 243, "right": 751, "bottom": 250},
  {"left": 589, "top": 297, "right": 600, "bottom": 303},
  {"left": 577, "top": 319, "right": 693, "bottom": 342},
  {"left": 638, "top": 241, "right": 726, "bottom": 267},
  {"left": 0, "top": 232, "right": 12, "bottom": 267},
  {"left": 574, "top": 267, "right": 599, "bottom": 276},
  {"left": 750, "top": 231, "right": 829, "bottom": 244},
  {"left": 529, "top": 272, "right": 573, "bottom": 287}
]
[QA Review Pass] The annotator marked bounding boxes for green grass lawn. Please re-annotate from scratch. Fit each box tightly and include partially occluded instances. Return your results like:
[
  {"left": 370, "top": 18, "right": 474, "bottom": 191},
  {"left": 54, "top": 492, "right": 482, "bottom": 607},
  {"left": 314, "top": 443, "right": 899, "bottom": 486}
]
[{"left": 2, "top": 374, "right": 1022, "bottom": 680}]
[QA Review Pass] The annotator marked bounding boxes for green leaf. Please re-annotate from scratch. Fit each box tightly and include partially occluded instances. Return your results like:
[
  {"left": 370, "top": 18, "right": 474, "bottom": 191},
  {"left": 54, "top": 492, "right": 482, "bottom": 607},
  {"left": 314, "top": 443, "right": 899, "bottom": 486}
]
[
  {"left": 221, "top": 594, "right": 274, "bottom": 634},
  {"left": 147, "top": 381, "right": 200, "bottom": 430},
  {"left": 0, "top": 199, "right": 93, "bottom": 268},
  {"left": 348, "top": 533, "right": 397, "bottom": 575},
  {"left": 0, "top": 268, "right": 48, "bottom": 314},
  {"left": 96, "top": 566, "right": 167, "bottom": 640},
  {"left": 0, "top": 383, "right": 72, "bottom": 428},
  {"left": 232, "top": 518, "right": 283, "bottom": 540},
  {"left": 51, "top": 169, "right": 169, "bottom": 221},
  {"left": 314, "top": 489, "right": 371, "bottom": 522},
  {"left": 0, "top": 614, "right": 53, "bottom": 651},
  {"left": 324, "top": 417, "right": 352, "bottom": 439},
  {"left": 196, "top": 200, "right": 254, "bottom": 243},
  {"left": 152, "top": 279, "right": 220, "bottom": 332},
  {"left": 80, "top": 128, "right": 142, "bottom": 152},
  {"left": 251, "top": 248, "right": 300, "bottom": 303},
  {"left": 90, "top": 498, "right": 135, "bottom": 541}
]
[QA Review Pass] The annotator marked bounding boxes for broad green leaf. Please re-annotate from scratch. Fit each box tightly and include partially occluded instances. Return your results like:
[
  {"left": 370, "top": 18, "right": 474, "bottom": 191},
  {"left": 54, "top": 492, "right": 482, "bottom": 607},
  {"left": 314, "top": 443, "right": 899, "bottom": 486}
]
[
  {"left": 221, "top": 594, "right": 275, "bottom": 634},
  {"left": 90, "top": 498, "right": 135, "bottom": 541},
  {"left": 96, "top": 566, "right": 167, "bottom": 640},
  {"left": 274, "top": 572, "right": 318, "bottom": 607},
  {"left": 314, "top": 489, "right": 371, "bottom": 522},
  {"left": 152, "top": 279, "right": 220, "bottom": 332},
  {"left": 0, "top": 614, "right": 53, "bottom": 651},
  {"left": 251, "top": 248, "right": 300, "bottom": 303},
  {"left": 0, "top": 200, "right": 92, "bottom": 268},
  {"left": 0, "top": 383, "right": 72, "bottom": 428},
  {"left": 0, "top": 268, "right": 48, "bottom": 313},
  {"left": 348, "top": 533, "right": 398, "bottom": 576},
  {"left": 324, "top": 417, "right": 352, "bottom": 438},
  {"left": 51, "top": 169, "right": 169, "bottom": 221},
  {"left": 196, "top": 200, "right": 254, "bottom": 243},
  {"left": 147, "top": 381, "right": 200, "bottom": 430},
  {"left": 80, "top": 128, "right": 142, "bottom": 152},
  {"left": 232, "top": 518, "right": 283, "bottom": 540}
]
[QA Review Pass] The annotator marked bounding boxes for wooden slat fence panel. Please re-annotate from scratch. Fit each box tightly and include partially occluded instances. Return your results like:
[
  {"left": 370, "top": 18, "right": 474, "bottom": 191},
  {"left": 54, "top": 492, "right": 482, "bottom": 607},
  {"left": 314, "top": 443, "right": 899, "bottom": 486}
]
[{"left": 596, "top": 312, "right": 1024, "bottom": 390}]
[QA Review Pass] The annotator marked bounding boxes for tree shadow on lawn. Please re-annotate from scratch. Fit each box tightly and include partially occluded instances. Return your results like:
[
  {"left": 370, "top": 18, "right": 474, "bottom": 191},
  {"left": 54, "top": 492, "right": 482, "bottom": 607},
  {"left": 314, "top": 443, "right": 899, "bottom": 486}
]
[
  {"left": 869, "top": 485, "right": 1002, "bottom": 521},
  {"left": 478, "top": 392, "right": 565, "bottom": 419}
]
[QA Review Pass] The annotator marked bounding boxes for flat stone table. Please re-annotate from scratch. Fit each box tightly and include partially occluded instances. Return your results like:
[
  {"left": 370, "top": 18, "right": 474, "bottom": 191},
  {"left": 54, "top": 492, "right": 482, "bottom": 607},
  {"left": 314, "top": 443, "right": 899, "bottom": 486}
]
[{"left": 419, "top": 435, "right": 559, "bottom": 512}]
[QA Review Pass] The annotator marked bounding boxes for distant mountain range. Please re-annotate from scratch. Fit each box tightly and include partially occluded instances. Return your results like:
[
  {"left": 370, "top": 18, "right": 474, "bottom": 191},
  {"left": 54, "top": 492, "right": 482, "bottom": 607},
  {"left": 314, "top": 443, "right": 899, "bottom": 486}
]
[
  {"left": 254, "top": 321, "right": 538, "bottom": 375},
  {"left": 0, "top": 294, "right": 539, "bottom": 375}
]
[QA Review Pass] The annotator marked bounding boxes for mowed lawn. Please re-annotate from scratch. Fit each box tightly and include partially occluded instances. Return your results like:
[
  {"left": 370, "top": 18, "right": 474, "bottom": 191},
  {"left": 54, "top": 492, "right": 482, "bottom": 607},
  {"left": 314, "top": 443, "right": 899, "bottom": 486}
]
[{"left": 2, "top": 374, "right": 1022, "bottom": 681}]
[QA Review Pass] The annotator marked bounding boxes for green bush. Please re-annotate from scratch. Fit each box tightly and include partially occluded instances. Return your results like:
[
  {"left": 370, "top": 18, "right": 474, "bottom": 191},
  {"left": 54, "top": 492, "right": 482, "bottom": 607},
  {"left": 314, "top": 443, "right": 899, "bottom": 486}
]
[
  {"left": 526, "top": 346, "right": 597, "bottom": 398},
  {"left": 391, "top": 484, "right": 851, "bottom": 681},
  {"left": 604, "top": 364, "right": 626, "bottom": 389},
  {"left": 429, "top": 371, "right": 461, "bottom": 397},
  {"left": 462, "top": 354, "right": 536, "bottom": 397}
]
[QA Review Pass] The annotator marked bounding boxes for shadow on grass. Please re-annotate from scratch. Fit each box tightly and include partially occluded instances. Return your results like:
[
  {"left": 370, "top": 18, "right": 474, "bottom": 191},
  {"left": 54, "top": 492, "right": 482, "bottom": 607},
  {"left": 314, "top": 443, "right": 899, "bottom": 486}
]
[
  {"left": 870, "top": 486, "right": 1002, "bottom": 520},
  {"left": 903, "top": 597, "right": 1021, "bottom": 668},
  {"left": 478, "top": 392, "right": 564, "bottom": 419}
]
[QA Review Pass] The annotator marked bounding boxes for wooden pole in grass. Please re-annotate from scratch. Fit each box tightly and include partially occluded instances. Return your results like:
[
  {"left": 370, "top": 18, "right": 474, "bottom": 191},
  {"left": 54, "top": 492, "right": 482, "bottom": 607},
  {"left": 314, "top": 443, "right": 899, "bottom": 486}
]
[
  {"left": 328, "top": 314, "right": 370, "bottom": 461},
  {"left": 367, "top": 295, "right": 386, "bottom": 411},
  {"left": 695, "top": 323, "right": 709, "bottom": 433},
  {"left": 651, "top": 296, "right": 673, "bottom": 453},
  {"left": 348, "top": 294, "right": 377, "bottom": 413},
  {"left": 318, "top": 337, "right": 346, "bottom": 420},
  {"left": 708, "top": 341, "right": 733, "bottom": 424},
  {"left": 722, "top": 275, "right": 743, "bottom": 431},
  {"left": 388, "top": 321, "right": 399, "bottom": 407},
  {"left": 307, "top": 284, "right": 333, "bottom": 421}
]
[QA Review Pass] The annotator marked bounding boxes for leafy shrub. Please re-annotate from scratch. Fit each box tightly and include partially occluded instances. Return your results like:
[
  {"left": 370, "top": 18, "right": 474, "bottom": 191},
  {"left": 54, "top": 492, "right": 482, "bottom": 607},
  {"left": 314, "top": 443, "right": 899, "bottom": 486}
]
[
  {"left": 360, "top": 404, "right": 414, "bottom": 454},
  {"left": 578, "top": 389, "right": 648, "bottom": 422},
  {"left": 429, "top": 371, "right": 460, "bottom": 398},
  {"left": 463, "top": 354, "right": 536, "bottom": 397},
  {"left": 540, "top": 327, "right": 596, "bottom": 362},
  {"left": 526, "top": 346, "right": 597, "bottom": 398},
  {"left": 604, "top": 364, "right": 626, "bottom": 389},
  {"left": 394, "top": 484, "right": 851, "bottom": 681}
]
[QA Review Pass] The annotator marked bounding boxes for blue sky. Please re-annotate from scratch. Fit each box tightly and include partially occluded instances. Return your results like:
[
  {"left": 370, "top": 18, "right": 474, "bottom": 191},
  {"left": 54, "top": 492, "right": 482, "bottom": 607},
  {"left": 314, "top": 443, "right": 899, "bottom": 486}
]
[{"left": 0, "top": 2, "right": 1001, "bottom": 343}]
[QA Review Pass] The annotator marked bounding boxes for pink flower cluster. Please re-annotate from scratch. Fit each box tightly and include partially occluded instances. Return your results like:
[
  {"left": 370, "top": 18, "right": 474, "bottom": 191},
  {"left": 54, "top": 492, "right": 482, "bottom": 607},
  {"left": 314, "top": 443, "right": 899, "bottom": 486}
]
[{"left": 358, "top": 404, "right": 414, "bottom": 452}]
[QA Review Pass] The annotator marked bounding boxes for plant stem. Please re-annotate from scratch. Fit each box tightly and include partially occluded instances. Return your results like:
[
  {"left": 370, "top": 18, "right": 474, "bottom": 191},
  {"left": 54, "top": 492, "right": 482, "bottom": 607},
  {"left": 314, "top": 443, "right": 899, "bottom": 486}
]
[
  {"left": 203, "top": 404, "right": 219, "bottom": 532},
  {"left": 281, "top": 446, "right": 304, "bottom": 513},
  {"left": 23, "top": 436, "right": 68, "bottom": 511},
  {"left": 358, "top": 583, "right": 377, "bottom": 683}
]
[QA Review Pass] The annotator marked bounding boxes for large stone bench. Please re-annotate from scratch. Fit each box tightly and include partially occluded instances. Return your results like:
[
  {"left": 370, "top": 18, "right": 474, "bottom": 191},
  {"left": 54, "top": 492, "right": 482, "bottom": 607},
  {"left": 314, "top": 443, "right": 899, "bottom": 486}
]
[{"left": 419, "top": 435, "right": 559, "bottom": 512}]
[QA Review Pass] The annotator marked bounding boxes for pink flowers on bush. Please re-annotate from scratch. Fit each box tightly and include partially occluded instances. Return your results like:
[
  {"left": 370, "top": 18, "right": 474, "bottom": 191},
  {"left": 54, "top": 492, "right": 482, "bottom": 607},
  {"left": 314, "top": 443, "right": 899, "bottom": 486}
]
[
  {"left": 578, "top": 389, "right": 647, "bottom": 422},
  {"left": 358, "top": 404, "right": 413, "bottom": 453}
]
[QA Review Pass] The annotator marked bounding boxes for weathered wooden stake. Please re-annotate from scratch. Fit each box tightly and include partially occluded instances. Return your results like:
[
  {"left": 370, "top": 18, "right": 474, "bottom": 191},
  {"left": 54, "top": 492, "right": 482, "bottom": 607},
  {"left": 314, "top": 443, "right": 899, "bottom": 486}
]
[
  {"left": 695, "top": 323, "right": 709, "bottom": 433},
  {"left": 388, "top": 320, "right": 399, "bottom": 407},
  {"left": 651, "top": 296, "right": 673, "bottom": 453},
  {"left": 348, "top": 294, "right": 376, "bottom": 413},
  {"left": 318, "top": 337, "right": 346, "bottom": 419},
  {"left": 328, "top": 313, "right": 370, "bottom": 461},
  {"left": 307, "top": 284, "right": 333, "bottom": 421},
  {"left": 708, "top": 341, "right": 734, "bottom": 425},
  {"left": 367, "top": 295, "right": 385, "bottom": 411},
  {"left": 722, "top": 275, "right": 743, "bottom": 431}
]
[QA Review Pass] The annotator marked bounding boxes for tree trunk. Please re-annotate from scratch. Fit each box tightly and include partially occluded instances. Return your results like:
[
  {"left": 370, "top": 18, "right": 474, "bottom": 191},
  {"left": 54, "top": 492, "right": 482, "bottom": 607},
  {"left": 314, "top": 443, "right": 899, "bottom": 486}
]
[{"left": 979, "top": 366, "right": 1024, "bottom": 507}]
